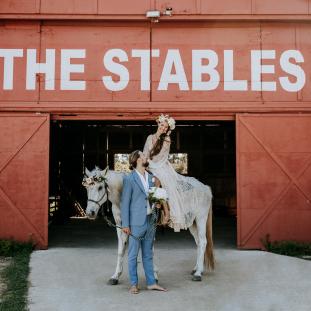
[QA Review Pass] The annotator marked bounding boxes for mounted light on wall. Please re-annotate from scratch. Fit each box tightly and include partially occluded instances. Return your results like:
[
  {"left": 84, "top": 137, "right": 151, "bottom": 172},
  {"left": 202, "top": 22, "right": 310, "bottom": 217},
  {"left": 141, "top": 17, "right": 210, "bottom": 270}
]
[
  {"left": 163, "top": 7, "right": 173, "bottom": 16},
  {"left": 146, "top": 7, "right": 173, "bottom": 22},
  {"left": 146, "top": 10, "right": 161, "bottom": 22},
  {"left": 146, "top": 10, "right": 161, "bottom": 18}
]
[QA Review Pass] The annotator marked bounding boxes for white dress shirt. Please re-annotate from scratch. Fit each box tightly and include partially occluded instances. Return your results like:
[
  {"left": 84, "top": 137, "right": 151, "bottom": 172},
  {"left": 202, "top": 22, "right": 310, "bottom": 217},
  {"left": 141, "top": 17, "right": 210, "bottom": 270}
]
[{"left": 135, "top": 169, "right": 152, "bottom": 215}]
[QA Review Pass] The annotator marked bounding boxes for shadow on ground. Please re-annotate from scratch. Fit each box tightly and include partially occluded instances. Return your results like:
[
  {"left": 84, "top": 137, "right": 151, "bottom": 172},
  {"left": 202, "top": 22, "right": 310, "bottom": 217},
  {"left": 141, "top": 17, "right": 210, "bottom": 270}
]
[{"left": 48, "top": 215, "right": 237, "bottom": 250}]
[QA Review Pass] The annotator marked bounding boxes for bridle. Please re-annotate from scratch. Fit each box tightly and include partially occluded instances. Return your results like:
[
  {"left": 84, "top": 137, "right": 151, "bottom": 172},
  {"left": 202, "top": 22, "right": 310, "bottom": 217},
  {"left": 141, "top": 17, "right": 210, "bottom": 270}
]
[{"left": 87, "top": 182, "right": 109, "bottom": 210}]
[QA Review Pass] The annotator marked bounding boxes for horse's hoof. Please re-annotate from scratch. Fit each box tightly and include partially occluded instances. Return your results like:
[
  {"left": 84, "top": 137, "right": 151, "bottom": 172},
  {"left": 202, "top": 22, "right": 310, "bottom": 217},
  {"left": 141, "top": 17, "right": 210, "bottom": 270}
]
[
  {"left": 108, "top": 278, "right": 119, "bottom": 285},
  {"left": 191, "top": 270, "right": 196, "bottom": 275},
  {"left": 192, "top": 275, "right": 202, "bottom": 282}
]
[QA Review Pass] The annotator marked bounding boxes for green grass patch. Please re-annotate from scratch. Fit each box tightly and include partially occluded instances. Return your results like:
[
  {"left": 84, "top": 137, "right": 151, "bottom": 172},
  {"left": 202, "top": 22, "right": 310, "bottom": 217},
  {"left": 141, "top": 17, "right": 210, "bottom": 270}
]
[
  {"left": 262, "top": 234, "right": 311, "bottom": 259},
  {"left": 0, "top": 240, "right": 33, "bottom": 311}
]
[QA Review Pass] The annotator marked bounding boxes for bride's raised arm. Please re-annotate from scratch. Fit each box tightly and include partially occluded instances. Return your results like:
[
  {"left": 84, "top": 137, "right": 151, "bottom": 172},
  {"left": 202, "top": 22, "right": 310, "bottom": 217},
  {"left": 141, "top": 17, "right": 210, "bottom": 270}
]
[
  {"left": 143, "top": 134, "right": 152, "bottom": 159},
  {"left": 161, "top": 135, "right": 171, "bottom": 156},
  {"left": 143, "top": 133, "right": 171, "bottom": 163}
]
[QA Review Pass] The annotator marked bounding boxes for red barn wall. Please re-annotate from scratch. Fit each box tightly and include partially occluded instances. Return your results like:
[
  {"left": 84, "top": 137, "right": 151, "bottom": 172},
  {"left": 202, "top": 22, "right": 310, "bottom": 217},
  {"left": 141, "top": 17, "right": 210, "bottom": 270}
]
[{"left": 0, "top": 0, "right": 310, "bottom": 248}]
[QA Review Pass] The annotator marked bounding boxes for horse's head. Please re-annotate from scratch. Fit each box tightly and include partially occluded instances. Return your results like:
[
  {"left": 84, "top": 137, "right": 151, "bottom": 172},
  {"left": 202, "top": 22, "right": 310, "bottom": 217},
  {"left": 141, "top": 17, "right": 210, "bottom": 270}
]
[{"left": 82, "top": 166, "right": 109, "bottom": 220}]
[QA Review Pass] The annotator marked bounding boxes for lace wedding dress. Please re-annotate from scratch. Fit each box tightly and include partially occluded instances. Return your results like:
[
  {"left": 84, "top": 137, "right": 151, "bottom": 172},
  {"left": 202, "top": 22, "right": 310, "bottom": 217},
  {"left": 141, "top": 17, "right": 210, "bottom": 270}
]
[{"left": 143, "top": 134, "right": 212, "bottom": 232}]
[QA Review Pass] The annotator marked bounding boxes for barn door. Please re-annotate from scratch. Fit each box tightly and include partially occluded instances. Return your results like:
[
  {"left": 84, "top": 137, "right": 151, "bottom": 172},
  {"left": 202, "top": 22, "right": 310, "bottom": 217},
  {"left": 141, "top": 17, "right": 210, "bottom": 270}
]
[
  {"left": 237, "top": 114, "right": 311, "bottom": 249},
  {"left": 0, "top": 113, "right": 49, "bottom": 249}
]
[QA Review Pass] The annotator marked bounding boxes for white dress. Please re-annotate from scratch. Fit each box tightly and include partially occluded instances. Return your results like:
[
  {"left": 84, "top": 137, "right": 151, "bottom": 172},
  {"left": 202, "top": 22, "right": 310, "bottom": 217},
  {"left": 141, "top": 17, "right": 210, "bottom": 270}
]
[{"left": 143, "top": 134, "right": 212, "bottom": 232}]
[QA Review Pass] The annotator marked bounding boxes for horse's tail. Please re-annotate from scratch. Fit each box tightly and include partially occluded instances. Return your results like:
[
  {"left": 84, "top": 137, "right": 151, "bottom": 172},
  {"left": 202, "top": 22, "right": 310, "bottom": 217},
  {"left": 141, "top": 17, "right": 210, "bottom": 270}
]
[{"left": 204, "top": 201, "right": 215, "bottom": 271}]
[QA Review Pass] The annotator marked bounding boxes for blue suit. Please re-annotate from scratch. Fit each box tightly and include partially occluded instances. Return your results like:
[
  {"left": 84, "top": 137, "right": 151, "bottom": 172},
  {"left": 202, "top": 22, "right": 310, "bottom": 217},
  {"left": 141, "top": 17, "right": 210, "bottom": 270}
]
[{"left": 121, "top": 170, "right": 157, "bottom": 286}]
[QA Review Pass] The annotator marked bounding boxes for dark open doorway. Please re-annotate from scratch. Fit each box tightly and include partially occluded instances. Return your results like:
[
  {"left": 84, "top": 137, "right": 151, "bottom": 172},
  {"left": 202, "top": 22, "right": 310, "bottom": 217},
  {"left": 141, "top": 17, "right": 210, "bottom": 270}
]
[{"left": 49, "top": 120, "right": 236, "bottom": 247}]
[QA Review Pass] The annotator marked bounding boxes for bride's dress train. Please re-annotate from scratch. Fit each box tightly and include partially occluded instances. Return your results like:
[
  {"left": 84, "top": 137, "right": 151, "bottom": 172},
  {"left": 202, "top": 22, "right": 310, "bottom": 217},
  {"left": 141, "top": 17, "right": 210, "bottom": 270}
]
[{"left": 143, "top": 134, "right": 212, "bottom": 232}]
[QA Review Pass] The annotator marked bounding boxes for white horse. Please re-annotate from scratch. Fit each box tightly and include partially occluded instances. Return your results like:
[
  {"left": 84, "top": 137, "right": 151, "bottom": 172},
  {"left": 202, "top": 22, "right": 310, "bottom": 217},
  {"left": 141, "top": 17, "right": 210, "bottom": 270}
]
[{"left": 83, "top": 166, "right": 214, "bottom": 284}]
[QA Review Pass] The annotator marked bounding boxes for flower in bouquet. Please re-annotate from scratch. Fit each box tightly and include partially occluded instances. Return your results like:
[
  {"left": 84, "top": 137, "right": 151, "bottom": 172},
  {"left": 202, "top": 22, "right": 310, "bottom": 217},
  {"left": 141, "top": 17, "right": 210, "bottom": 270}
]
[{"left": 148, "top": 187, "right": 168, "bottom": 205}]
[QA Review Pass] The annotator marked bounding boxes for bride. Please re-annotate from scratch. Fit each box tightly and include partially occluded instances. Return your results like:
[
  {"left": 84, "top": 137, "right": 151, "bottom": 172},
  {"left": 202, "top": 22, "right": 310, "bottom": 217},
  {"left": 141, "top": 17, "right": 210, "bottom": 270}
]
[{"left": 143, "top": 114, "right": 212, "bottom": 232}]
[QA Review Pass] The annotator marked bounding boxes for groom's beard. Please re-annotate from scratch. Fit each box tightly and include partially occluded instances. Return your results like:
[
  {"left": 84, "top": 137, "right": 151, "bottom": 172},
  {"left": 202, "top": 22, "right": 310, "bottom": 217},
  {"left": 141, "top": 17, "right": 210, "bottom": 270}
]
[{"left": 143, "top": 161, "right": 149, "bottom": 168}]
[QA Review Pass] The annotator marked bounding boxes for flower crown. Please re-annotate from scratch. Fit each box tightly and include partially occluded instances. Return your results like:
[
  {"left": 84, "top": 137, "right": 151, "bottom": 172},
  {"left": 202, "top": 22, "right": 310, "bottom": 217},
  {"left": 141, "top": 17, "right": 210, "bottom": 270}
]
[
  {"left": 82, "top": 175, "right": 106, "bottom": 187},
  {"left": 156, "top": 114, "right": 176, "bottom": 130}
]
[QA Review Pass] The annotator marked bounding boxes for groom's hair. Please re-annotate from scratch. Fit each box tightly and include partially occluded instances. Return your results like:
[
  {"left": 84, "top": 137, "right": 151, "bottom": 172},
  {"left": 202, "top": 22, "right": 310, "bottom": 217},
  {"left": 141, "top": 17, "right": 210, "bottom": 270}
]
[{"left": 129, "top": 150, "right": 140, "bottom": 170}]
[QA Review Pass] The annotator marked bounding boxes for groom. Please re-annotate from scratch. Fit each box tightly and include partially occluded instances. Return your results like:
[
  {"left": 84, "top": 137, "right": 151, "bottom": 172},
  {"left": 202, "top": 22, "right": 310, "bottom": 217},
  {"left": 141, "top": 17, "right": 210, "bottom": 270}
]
[{"left": 121, "top": 150, "right": 167, "bottom": 294}]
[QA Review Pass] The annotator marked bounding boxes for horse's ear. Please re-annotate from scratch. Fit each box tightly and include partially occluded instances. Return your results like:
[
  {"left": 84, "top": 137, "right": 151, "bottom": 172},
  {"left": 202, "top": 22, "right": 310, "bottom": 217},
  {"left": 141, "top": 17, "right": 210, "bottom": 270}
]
[
  {"left": 85, "top": 167, "right": 91, "bottom": 177},
  {"left": 101, "top": 166, "right": 109, "bottom": 177}
]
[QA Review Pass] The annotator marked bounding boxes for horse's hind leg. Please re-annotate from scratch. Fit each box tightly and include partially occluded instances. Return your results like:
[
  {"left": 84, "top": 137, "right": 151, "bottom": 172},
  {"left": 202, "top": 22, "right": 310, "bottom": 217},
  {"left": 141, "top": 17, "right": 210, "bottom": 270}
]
[
  {"left": 108, "top": 226, "right": 128, "bottom": 285},
  {"left": 189, "top": 223, "right": 199, "bottom": 275},
  {"left": 192, "top": 215, "right": 208, "bottom": 281}
]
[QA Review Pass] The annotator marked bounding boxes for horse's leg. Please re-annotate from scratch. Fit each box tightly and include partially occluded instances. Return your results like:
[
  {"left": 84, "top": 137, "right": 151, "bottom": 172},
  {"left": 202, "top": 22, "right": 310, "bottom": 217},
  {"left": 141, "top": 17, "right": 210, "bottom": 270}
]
[
  {"left": 108, "top": 204, "right": 128, "bottom": 285},
  {"left": 108, "top": 226, "right": 128, "bottom": 285},
  {"left": 192, "top": 214, "right": 208, "bottom": 281},
  {"left": 189, "top": 223, "right": 199, "bottom": 275}
]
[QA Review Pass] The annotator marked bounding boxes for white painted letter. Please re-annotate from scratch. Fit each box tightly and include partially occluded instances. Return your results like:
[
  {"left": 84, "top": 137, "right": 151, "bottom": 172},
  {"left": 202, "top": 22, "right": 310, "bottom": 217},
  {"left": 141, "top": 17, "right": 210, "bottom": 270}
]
[
  {"left": 61, "top": 49, "right": 86, "bottom": 90},
  {"left": 132, "top": 49, "right": 159, "bottom": 91},
  {"left": 251, "top": 50, "right": 276, "bottom": 91},
  {"left": 158, "top": 49, "right": 189, "bottom": 91},
  {"left": 192, "top": 50, "right": 219, "bottom": 91},
  {"left": 224, "top": 50, "right": 247, "bottom": 91},
  {"left": 279, "top": 50, "right": 305, "bottom": 92},
  {"left": 26, "top": 49, "right": 55, "bottom": 90},
  {"left": 102, "top": 49, "right": 129, "bottom": 91},
  {"left": 0, "top": 49, "right": 23, "bottom": 90}
]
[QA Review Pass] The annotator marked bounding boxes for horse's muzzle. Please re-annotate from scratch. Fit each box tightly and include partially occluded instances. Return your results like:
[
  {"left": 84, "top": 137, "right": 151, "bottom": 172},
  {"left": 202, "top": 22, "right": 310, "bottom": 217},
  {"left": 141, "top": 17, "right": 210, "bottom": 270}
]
[{"left": 86, "top": 210, "right": 96, "bottom": 220}]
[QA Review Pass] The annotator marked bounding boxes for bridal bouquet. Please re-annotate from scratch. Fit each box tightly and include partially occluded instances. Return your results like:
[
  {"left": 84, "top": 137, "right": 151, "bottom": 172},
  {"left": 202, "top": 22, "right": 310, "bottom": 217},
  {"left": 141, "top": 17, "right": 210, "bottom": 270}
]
[{"left": 148, "top": 187, "right": 168, "bottom": 206}]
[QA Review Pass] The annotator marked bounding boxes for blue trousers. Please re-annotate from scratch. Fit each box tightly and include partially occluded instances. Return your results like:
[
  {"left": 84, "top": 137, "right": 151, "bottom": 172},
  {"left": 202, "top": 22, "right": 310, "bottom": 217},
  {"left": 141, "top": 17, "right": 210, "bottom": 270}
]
[{"left": 128, "top": 215, "right": 156, "bottom": 286}]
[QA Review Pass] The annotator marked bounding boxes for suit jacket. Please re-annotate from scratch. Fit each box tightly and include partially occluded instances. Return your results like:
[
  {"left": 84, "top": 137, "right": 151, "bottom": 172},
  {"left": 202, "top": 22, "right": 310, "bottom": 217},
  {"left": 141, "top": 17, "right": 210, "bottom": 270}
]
[{"left": 121, "top": 170, "right": 155, "bottom": 227}]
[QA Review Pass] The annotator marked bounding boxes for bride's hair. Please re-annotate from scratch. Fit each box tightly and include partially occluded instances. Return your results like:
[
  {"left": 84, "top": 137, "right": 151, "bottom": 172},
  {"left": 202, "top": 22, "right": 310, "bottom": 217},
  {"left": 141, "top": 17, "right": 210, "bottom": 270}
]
[{"left": 149, "top": 130, "right": 169, "bottom": 159}]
